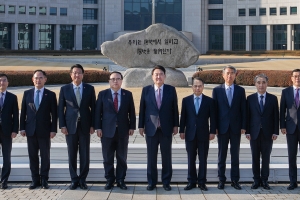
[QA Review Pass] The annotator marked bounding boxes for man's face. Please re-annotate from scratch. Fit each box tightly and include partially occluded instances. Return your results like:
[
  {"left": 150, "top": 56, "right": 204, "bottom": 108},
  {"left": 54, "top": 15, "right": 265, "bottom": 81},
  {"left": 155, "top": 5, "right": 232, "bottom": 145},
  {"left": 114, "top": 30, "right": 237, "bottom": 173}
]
[
  {"left": 222, "top": 68, "right": 236, "bottom": 85},
  {"left": 109, "top": 73, "right": 122, "bottom": 91},
  {"left": 70, "top": 67, "right": 83, "bottom": 85},
  {"left": 255, "top": 77, "right": 267, "bottom": 94},
  {"left": 192, "top": 79, "right": 204, "bottom": 96},
  {"left": 0, "top": 76, "right": 8, "bottom": 92},
  {"left": 291, "top": 72, "right": 300, "bottom": 87},
  {"left": 32, "top": 72, "right": 47, "bottom": 89},
  {"left": 152, "top": 69, "right": 166, "bottom": 87}
]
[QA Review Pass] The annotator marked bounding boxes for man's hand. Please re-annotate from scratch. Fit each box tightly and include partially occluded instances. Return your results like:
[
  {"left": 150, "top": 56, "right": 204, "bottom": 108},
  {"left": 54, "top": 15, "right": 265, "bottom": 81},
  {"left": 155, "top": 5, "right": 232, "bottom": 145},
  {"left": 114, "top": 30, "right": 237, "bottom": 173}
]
[
  {"left": 97, "top": 129, "right": 102, "bottom": 138},
  {"left": 209, "top": 134, "right": 215, "bottom": 140},
  {"left": 129, "top": 129, "right": 134, "bottom": 136},
  {"left": 50, "top": 132, "right": 56, "bottom": 139},
  {"left": 11, "top": 132, "right": 17, "bottom": 138},
  {"left": 180, "top": 133, "right": 185, "bottom": 140},
  {"left": 272, "top": 134, "right": 278, "bottom": 140},
  {"left": 241, "top": 129, "right": 246, "bottom": 134},
  {"left": 173, "top": 127, "right": 178, "bottom": 135},
  {"left": 139, "top": 128, "right": 144, "bottom": 137},
  {"left": 61, "top": 127, "right": 68, "bottom": 135},
  {"left": 281, "top": 128, "right": 287, "bottom": 134},
  {"left": 90, "top": 127, "right": 95, "bottom": 134},
  {"left": 20, "top": 131, "right": 26, "bottom": 137},
  {"left": 246, "top": 134, "right": 251, "bottom": 140}
]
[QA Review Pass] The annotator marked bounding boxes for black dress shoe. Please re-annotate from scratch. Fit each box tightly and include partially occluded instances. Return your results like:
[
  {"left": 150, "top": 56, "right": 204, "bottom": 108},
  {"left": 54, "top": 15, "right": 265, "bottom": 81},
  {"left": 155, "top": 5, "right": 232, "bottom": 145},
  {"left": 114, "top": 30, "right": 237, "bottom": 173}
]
[
  {"left": 231, "top": 181, "right": 242, "bottom": 190},
  {"left": 146, "top": 184, "right": 156, "bottom": 191},
  {"left": 217, "top": 181, "right": 225, "bottom": 189},
  {"left": 287, "top": 183, "right": 298, "bottom": 190},
  {"left": 79, "top": 181, "right": 88, "bottom": 190},
  {"left": 261, "top": 181, "right": 270, "bottom": 190},
  {"left": 184, "top": 183, "right": 196, "bottom": 190},
  {"left": 251, "top": 182, "right": 260, "bottom": 189},
  {"left": 163, "top": 184, "right": 171, "bottom": 191},
  {"left": 1, "top": 182, "right": 8, "bottom": 189},
  {"left": 41, "top": 179, "right": 49, "bottom": 189},
  {"left": 117, "top": 181, "right": 127, "bottom": 190},
  {"left": 198, "top": 184, "right": 208, "bottom": 191},
  {"left": 29, "top": 181, "right": 41, "bottom": 190},
  {"left": 104, "top": 182, "right": 114, "bottom": 190},
  {"left": 69, "top": 182, "right": 78, "bottom": 190}
]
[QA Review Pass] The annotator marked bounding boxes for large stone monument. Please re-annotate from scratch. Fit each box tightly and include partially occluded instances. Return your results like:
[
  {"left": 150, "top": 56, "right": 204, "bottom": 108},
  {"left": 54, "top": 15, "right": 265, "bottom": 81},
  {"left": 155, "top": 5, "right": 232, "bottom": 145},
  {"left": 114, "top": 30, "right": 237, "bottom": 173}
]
[{"left": 101, "top": 23, "right": 200, "bottom": 87}]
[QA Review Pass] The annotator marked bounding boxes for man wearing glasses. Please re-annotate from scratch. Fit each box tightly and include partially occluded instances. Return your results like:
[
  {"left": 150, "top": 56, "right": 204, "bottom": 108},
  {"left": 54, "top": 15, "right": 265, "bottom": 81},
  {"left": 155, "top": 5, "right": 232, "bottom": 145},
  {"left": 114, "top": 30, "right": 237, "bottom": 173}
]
[
  {"left": 95, "top": 71, "right": 136, "bottom": 190},
  {"left": 58, "top": 64, "right": 96, "bottom": 190}
]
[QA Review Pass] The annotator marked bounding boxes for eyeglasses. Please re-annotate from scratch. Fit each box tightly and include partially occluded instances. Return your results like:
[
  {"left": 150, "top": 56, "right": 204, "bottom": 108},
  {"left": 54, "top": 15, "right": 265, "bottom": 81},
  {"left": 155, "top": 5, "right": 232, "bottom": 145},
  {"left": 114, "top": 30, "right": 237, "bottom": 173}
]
[
  {"left": 292, "top": 76, "right": 300, "bottom": 79},
  {"left": 109, "top": 78, "right": 122, "bottom": 81},
  {"left": 71, "top": 72, "right": 83, "bottom": 75}
]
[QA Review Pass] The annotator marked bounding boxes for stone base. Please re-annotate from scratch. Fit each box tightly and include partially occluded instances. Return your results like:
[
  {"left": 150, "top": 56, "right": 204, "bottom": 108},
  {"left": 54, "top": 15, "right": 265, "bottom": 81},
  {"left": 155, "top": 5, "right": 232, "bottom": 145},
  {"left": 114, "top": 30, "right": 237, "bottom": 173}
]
[{"left": 123, "top": 68, "right": 188, "bottom": 87}]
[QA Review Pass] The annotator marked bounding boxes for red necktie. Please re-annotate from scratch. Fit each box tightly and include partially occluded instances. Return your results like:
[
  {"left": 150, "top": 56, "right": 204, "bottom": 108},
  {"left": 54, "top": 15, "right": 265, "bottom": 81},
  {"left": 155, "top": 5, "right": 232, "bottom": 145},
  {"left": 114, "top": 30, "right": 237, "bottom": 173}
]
[{"left": 114, "top": 92, "right": 118, "bottom": 112}]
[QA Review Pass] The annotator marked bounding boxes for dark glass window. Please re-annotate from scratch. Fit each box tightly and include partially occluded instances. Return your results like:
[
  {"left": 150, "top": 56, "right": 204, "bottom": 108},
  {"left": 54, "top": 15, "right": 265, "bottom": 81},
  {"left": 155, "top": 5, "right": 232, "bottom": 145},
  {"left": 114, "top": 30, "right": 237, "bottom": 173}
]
[
  {"left": 209, "top": 25, "right": 223, "bottom": 50},
  {"left": 60, "top": 25, "right": 74, "bottom": 50},
  {"left": 39, "top": 24, "right": 54, "bottom": 50},
  {"left": 290, "top": 7, "right": 297, "bottom": 15},
  {"left": 273, "top": 25, "right": 287, "bottom": 50},
  {"left": 249, "top": 8, "right": 256, "bottom": 16},
  {"left": 18, "top": 24, "right": 33, "bottom": 50},
  {"left": 208, "top": 9, "right": 223, "bottom": 20},
  {"left": 50, "top": 7, "right": 57, "bottom": 15},
  {"left": 8, "top": 5, "right": 15, "bottom": 14},
  {"left": 252, "top": 25, "right": 266, "bottom": 50},
  {"left": 83, "top": 0, "right": 98, "bottom": 3},
  {"left": 270, "top": 8, "right": 276, "bottom": 15},
  {"left": 0, "top": 5, "right": 5, "bottom": 13},
  {"left": 259, "top": 8, "right": 266, "bottom": 16},
  {"left": 294, "top": 25, "right": 300, "bottom": 50},
  {"left": 0, "top": 23, "right": 11, "bottom": 50},
  {"left": 83, "top": 9, "right": 97, "bottom": 20},
  {"left": 82, "top": 25, "right": 97, "bottom": 50},
  {"left": 19, "top": 6, "right": 26, "bottom": 14},
  {"left": 124, "top": 0, "right": 182, "bottom": 31},
  {"left": 280, "top": 7, "right": 287, "bottom": 15},
  {"left": 232, "top": 25, "right": 246, "bottom": 51},
  {"left": 39, "top": 7, "right": 46, "bottom": 15},
  {"left": 60, "top": 8, "right": 67, "bottom": 16},
  {"left": 29, "top": 6, "right": 36, "bottom": 15},
  {"left": 208, "top": 0, "right": 223, "bottom": 4},
  {"left": 238, "top": 9, "right": 245, "bottom": 16}
]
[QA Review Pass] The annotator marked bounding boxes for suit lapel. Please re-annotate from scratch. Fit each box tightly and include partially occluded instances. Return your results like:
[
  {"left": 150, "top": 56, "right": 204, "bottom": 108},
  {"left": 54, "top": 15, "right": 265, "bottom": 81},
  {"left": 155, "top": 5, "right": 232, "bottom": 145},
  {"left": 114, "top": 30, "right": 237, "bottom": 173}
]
[
  {"left": 262, "top": 93, "right": 270, "bottom": 114},
  {"left": 29, "top": 88, "right": 36, "bottom": 112},
  {"left": 221, "top": 84, "right": 230, "bottom": 107},
  {"left": 150, "top": 85, "right": 159, "bottom": 110},
  {"left": 38, "top": 88, "right": 48, "bottom": 110},
  {"left": 160, "top": 85, "right": 169, "bottom": 110},
  {"left": 197, "top": 95, "right": 205, "bottom": 115},
  {"left": 69, "top": 83, "right": 79, "bottom": 107},
  {"left": 289, "top": 87, "right": 297, "bottom": 109},
  {"left": 2, "top": 91, "right": 9, "bottom": 108},
  {"left": 106, "top": 89, "right": 116, "bottom": 112},
  {"left": 118, "top": 89, "right": 125, "bottom": 112}
]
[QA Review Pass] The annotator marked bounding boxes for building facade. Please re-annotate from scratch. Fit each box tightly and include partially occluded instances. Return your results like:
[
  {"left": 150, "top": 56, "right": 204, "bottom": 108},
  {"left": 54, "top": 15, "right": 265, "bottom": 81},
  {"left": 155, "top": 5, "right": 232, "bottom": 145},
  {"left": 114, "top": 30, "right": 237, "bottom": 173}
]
[{"left": 0, "top": 0, "right": 299, "bottom": 54}]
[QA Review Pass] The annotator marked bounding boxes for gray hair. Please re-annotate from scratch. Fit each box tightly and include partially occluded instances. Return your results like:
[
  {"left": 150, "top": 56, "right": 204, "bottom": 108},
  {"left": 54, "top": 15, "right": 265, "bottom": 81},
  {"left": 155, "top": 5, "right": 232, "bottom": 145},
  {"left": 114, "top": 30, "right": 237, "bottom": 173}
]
[
  {"left": 254, "top": 73, "right": 269, "bottom": 83},
  {"left": 222, "top": 65, "right": 237, "bottom": 74}
]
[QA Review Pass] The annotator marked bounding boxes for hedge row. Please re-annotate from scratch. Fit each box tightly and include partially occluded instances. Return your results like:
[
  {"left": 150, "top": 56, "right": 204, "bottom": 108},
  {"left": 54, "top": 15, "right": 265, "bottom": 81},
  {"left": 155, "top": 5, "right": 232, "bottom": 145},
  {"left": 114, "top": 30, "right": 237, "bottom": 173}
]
[
  {"left": 193, "top": 70, "right": 292, "bottom": 87},
  {"left": 2, "top": 70, "right": 110, "bottom": 86}
]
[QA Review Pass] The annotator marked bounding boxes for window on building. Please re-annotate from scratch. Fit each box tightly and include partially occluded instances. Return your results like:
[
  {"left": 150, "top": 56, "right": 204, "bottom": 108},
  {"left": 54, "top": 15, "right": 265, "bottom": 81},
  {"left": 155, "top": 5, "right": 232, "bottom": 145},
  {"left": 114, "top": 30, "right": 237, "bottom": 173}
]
[
  {"left": 29, "top": 6, "right": 36, "bottom": 15},
  {"left": 83, "top": 8, "right": 97, "bottom": 20},
  {"left": 39, "top": 24, "right": 54, "bottom": 50},
  {"left": 259, "top": 8, "right": 266, "bottom": 16},
  {"left": 232, "top": 25, "right": 246, "bottom": 51},
  {"left": 18, "top": 24, "right": 33, "bottom": 50},
  {"left": 39, "top": 7, "right": 46, "bottom": 15},
  {"left": 208, "top": 9, "right": 223, "bottom": 20},
  {"left": 290, "top": 7, "right": 297, "bottom": 15},
  {"left": 208, "top": 0, "right": 223, "bottom": 4},
  {"left": 60, "top": 25, "right": 74, "bottom": 50},
  {"left": 0, "top": 5, "right": 4, "bottom": 13},
  {"left": 50, "top": 7, "right": 57, "bottom": 15},
  {"left": 60, "top": 8, "right": 67, "bottom": 16},
  {"left": 19, "top": 6, "right": 26, "bottom": 14},
  {"left": 83, "top": 0, "right": 98, "bottom": 4},
  {"left": 294, "top": 25, "right": 300, "bottom": 50},
  {"left": 209, "top": 25, "right": 223, "bottom": 50},
  {"left": 249, "top": 8, "right": 256, "bottom": 16},
  {"left": 270, "top": 8, "right": 276, "bottom": 15},
  {"left": 238, "top": 9, "right": 246, "bottom": 16},
  {"left": 280, "top": 7, "right": 287, "bottom": 15},
  {"left": 252, "top": 25, "right": 266, "bottom": 50},
  {"left": 82, "top": 25, "right": 97, "bottom": 50},
  {"left": 0, "top": 23, "right": 12, "bottom": 50},
  {"left": 273, "top": 25, "right": 287, "bottom": 50},
  {"left": 8, "top": 5, "right": 15, "bottom": 14}
]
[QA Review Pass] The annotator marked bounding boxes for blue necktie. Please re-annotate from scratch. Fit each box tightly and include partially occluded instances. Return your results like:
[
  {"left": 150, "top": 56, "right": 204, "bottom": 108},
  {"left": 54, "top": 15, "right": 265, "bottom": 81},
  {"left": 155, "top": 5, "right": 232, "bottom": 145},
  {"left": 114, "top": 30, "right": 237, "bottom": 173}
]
[
  {"left": 226, "top": 87, "right": 232, "bottom": 106},
  {"left": 35, "top": 90, "right": 40, "bottom": 110},
  {"left": 260, "top": 95, "right": 264, "bottom": 112},
  {"left": 195, "top": 97, "right": 199, "bottom": 114}
]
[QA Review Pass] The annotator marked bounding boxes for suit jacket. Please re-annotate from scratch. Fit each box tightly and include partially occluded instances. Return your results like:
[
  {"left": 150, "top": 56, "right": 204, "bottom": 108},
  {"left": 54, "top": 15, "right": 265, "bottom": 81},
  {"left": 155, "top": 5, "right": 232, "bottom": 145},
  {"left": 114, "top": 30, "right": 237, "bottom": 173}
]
[
  {"left": 94, "top": 88, "right": 136, "bottom": 138},
  {"left": 212, "top": 84, "right": 247, "bottom": 134},
  {"left": 58, "top": 83, "right": 96, "bottom": 135},
  {"left": 1, "top": 91, "right": 19, "bottom": 136},
  {"left": 20, "top": 88, "right": 57, "bottom": 137},
  {"left": 280, "top": 86, "right": 300, "bottom": 134},
  {"left": 247, "top": 92, "right": 279, "bottom": 140},
  {"left": 179, "top": 94, "right": 216, "bottom": 142},
  {"left": 138, "top": 84, "right": 179, "bottom": 137}
]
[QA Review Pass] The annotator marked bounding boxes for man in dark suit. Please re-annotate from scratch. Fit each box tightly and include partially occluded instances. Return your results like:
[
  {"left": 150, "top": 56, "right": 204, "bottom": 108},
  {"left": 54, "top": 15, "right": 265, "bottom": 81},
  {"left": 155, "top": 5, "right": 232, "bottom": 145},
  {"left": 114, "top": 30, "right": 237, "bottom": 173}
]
[
  {"left": 179, "top": 77, "right": 216, "bottom": 191},
  {"left": 20, "top": 70, "right": 57, "bottom": 190},
  {"left": 139, "top": 65, "right": 179, "bottom": 191},
  {"left": 95, "top": 71, "right": 136, "bottom": 190},
  {"left": 0, "top": 74, "right": 19, "bottom": 189},
  {"left": 58, "top": 64, "right": 96, "bottom": 190},
  {"left": 246, "top": 74, "right": 279, "bottom": 190},
  {"left": 280, "top": 68, "right": 300, "bottom": 190},
  {"left": 212, "top": 65, "right": 246, "bottom": 190}
]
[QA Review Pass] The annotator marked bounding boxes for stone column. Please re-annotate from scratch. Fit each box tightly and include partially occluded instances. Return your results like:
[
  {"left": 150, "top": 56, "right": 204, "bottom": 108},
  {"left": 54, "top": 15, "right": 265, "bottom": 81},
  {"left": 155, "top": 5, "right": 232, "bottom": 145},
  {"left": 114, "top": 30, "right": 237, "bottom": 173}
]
[
  {"left": 54, "top": 24, "right": 60, "bottom": 50},
  {"left": 33, "top": 24, "right": 39, "bottom": 50},
  {"left": 266, "top": 25, "right": 272, "bottom": 50},
  {"left": 11, "top": 23, "right": 18, "bottom": 50},
  {"left": 224, "top": 25, "right": 231, "bottom": 50},
  {"left": 75, "top": 25, "right": 82, "bottom": 50},
  {"left": 246, "top": 25, "right": 251, "bottom": 51},
  {"left": 287, "top": 24, "right": 292, "bottom": 50}
]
